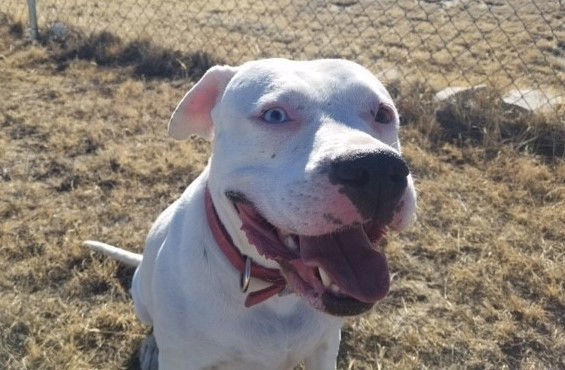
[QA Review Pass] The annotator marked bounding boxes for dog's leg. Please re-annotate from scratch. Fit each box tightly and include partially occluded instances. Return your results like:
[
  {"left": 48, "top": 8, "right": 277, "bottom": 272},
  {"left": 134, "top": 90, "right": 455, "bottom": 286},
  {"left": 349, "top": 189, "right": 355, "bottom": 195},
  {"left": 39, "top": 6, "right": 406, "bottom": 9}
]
[
  {"left": 304, "top": 329, "right": 341, "bottom": 370},
  {"left": 139, "top": 333, "right": 159, "bottom": 370}
]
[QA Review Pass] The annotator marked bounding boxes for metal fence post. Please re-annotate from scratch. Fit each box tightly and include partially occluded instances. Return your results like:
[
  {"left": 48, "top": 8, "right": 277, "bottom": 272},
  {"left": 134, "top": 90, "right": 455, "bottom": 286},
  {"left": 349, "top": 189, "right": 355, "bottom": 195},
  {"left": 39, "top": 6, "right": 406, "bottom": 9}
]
[{"left": 26, "top": 0, "right": 39, "bottom": 40}]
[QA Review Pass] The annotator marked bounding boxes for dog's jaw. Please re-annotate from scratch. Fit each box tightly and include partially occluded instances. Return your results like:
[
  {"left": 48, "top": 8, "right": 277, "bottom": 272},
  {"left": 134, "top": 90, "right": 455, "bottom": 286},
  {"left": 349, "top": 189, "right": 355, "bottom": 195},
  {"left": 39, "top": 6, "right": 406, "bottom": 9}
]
[{"left": 227, "top": 192, "right": 393, "bottom": 316}]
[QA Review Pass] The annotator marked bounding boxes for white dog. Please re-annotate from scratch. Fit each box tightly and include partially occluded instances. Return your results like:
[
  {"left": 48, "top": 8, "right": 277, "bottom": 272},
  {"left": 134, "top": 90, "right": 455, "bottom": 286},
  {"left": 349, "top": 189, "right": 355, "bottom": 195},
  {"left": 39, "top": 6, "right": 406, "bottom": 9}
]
[{"left": 85, "top": 58, "right": 416, "bottom": 370}]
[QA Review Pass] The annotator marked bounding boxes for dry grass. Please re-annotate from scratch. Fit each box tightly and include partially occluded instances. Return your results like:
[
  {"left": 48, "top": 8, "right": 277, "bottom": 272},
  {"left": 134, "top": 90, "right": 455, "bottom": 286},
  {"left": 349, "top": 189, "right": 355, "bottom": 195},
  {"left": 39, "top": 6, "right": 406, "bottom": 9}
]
[{"left": 1, "top": 9, "right": 564, "bottom": 370}]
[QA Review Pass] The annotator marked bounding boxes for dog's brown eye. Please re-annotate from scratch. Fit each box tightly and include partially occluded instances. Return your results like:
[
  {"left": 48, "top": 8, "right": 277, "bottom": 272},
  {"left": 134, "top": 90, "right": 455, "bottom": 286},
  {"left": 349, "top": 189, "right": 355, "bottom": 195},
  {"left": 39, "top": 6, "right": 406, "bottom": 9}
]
[{"left": 374, "top": 104, "right": 395, "bottom": 125}]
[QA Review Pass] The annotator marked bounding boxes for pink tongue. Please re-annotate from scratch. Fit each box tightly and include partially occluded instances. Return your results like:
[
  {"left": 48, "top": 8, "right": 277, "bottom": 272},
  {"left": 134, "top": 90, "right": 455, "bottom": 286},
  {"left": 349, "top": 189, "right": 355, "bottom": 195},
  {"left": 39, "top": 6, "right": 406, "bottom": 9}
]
[{"left": 299, "top": 225, "right": 389, "bottom": 303}]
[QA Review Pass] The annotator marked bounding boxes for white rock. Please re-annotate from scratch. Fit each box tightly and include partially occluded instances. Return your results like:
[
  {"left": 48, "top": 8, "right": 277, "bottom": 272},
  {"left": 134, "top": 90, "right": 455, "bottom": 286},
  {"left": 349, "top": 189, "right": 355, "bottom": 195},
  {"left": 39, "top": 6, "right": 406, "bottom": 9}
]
[
  {"left": 502, "top": 89, "right": 563, "bottom": 112},
  {"left": 434, "top": 85, "right": 486, "bottom": 102}
]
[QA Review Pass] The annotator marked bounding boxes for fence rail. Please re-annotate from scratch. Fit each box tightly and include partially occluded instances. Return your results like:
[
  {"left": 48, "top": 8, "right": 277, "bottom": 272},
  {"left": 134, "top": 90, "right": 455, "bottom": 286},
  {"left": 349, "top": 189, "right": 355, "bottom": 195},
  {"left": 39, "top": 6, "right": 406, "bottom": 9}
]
[{"left": 2, "top": 0, "right": 563, "bottom": 112}]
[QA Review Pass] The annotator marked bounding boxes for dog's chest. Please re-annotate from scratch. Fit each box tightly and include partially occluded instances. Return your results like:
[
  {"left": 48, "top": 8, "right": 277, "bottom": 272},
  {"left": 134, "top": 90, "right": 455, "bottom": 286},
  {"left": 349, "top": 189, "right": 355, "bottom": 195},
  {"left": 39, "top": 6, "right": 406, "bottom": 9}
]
[{"left": 218, "top": 301, "right": 338, "bottom": 367}]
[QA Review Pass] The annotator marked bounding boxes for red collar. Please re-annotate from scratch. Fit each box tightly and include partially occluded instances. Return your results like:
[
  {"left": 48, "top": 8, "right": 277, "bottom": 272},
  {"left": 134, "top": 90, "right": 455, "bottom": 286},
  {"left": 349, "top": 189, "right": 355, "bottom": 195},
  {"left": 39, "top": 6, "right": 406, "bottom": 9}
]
[{"left": 204, "top": 186, "right": 287, "bottom": 307}]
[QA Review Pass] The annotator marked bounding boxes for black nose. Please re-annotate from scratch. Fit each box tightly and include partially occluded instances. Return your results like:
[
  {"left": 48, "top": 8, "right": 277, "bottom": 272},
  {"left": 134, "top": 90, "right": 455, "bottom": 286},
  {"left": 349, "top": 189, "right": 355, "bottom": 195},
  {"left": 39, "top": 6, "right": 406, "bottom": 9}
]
[{"left": 329, "top": 151, "right": 409, "bottom": 223}]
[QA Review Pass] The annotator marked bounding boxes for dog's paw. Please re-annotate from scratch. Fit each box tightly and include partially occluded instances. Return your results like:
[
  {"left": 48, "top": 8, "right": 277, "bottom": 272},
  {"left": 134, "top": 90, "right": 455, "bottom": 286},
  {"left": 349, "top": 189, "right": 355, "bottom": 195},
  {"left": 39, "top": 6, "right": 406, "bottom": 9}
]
[{"left": 139, "top": 333, "right": 159, "bottom": 370}]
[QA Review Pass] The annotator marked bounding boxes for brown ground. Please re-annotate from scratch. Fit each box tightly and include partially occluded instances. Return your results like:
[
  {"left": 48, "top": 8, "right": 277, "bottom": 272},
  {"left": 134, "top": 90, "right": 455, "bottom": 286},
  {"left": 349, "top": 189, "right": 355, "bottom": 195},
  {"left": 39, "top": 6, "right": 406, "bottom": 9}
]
[{"left": 1, "top": 4, "right": 564, "bottom": 370}]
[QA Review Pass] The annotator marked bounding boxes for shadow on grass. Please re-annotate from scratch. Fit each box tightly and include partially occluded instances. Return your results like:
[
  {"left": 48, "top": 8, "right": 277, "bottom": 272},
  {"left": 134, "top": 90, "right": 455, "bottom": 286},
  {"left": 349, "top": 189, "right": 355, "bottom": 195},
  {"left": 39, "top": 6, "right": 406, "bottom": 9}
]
[
  {"left": 392, "top": 81, "right": 565, "bottom": 160},
  {"left": 337, "top": 327, "right": 354, "bottom": 369},
  {"left": 0, "top": 12, "right": 24, "bottom": 44},
  {"left": 42, "top": 23, "right": 221, "bottom": 81},
  {"left": 435, "top": 89, "right": 564, "bottom": 159},
  {"left": 124, "top": 344, "right": 141, "bottom": 370},
  {"left": 116, "top": 264, "right": 136, "bottom": 293}
]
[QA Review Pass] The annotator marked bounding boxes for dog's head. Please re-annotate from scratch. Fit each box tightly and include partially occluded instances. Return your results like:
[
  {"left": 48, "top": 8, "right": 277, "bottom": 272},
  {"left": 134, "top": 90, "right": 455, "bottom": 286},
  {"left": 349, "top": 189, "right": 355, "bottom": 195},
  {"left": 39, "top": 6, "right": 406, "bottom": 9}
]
[{"left": 169, "top": 59, "right": 417, "bottom": 316}]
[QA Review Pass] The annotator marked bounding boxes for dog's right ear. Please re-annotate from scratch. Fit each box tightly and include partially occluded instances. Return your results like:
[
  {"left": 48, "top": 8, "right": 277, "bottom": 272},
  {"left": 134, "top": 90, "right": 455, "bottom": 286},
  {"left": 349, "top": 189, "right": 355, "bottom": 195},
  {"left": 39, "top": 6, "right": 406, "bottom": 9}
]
[{"left": 168, "top": 65, "right": 238, "bottom": 140}]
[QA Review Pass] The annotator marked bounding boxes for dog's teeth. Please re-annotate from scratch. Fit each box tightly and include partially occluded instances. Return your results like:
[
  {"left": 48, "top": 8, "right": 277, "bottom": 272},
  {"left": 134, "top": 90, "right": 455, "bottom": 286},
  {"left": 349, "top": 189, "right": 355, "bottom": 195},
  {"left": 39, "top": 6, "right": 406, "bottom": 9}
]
[
  {"left": 284, "top": 236, "right": 298, "bottom": 251},
  {"left": 319, "top": 268, "right": 332, "bottom": 288},
  {"left": 330, "top": 284, "right": 340, "bottom": 294}
]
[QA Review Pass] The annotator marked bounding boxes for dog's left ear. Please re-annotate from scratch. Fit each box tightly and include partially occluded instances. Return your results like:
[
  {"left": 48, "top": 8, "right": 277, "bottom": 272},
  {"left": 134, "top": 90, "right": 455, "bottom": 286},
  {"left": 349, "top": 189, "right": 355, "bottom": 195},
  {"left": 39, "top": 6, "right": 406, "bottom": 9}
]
[{"left": 168, "top": 65, "right": 238, "bottom": 140}]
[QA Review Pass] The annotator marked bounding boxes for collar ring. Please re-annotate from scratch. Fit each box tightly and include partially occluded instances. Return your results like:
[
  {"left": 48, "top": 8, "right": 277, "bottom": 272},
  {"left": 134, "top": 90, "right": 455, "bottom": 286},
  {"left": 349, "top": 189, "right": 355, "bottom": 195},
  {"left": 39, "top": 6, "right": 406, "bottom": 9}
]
[{"left": 240, "top": 256, "right": 252, "bottom": 293}]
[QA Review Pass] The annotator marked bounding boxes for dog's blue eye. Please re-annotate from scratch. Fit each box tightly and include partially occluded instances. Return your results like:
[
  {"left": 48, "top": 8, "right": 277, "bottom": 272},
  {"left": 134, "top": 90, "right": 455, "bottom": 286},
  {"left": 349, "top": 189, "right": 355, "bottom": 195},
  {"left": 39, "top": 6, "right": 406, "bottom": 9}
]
[{"left": 262, "top": 108, "right": 289, "bottom": 124}]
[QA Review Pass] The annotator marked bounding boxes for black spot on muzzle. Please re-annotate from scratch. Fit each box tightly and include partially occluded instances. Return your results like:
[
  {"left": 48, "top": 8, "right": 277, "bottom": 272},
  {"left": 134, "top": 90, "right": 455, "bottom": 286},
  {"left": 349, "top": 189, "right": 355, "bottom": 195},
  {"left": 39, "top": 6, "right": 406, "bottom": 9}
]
[{"left": 328, "top": 151, "right": 409, "bottom": 224}]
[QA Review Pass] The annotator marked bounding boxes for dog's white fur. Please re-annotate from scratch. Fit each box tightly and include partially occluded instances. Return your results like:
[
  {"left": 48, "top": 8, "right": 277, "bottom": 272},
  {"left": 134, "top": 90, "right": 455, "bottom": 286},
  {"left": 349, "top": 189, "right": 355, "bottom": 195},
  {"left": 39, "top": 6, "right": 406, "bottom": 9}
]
[{"left": 85, "top": 59, "right": 416, "bottom": 369}]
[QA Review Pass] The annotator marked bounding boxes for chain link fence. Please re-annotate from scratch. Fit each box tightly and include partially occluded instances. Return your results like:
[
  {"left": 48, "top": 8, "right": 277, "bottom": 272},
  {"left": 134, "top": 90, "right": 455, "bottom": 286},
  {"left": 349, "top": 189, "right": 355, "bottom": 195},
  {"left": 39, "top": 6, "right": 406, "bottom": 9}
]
[{"left": 2, "top": 0, "right": 563, "bottom": 112}]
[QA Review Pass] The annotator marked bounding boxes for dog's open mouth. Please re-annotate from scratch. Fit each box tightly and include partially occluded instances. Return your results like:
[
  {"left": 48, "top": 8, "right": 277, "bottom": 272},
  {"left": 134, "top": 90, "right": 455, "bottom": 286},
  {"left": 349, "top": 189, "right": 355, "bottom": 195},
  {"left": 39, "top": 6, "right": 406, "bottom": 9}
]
[{"left": 228, "top": 193, "right": 389, "bottom": 316}]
